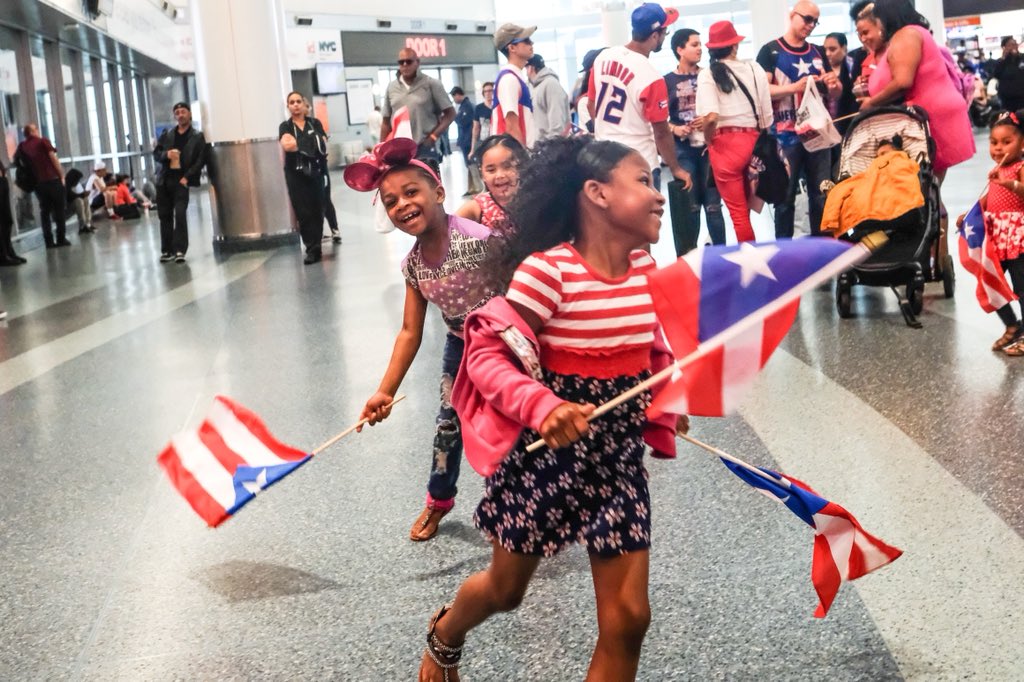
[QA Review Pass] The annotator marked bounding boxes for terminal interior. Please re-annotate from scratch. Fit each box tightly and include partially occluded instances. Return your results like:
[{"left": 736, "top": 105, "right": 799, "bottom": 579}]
[{"left": 1, "top": 0, "right": 1023, "bottom": 679}]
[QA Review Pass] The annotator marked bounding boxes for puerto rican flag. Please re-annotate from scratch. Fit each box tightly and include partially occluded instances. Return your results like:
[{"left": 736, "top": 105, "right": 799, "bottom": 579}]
[
  {"left": 958, "top": 199, "right": 1017, "bottom": 313},
  {"left": 387, "top": 105, "right": 413, "bottom": 141},
  {"left": 647, "top": 239, "right": 869, "bottom": 417},
  {"left": 721, "top": 457, "right": 902, "bottom": 617},
  {"left": 157, "top": 396, "right": 311, "bottom": 527}
]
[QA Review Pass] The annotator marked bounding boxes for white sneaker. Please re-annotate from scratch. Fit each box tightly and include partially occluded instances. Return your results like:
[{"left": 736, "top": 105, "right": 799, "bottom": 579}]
[{"left": 0, "top": 310, "right": 7, "bottom": 320}]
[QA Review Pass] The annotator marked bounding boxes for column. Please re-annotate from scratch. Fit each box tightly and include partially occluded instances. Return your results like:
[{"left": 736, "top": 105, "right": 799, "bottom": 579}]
[
  {"left": 748, "top": 0, "right": 788, "bottom": 57},
  {"left": 90, "top": 57, "right": 112, "bottom": 167},
  {"left": 916, "top": 0, "right": 946, "bottom": 43},
  {"left": 42, "top": 41, "right": 70, "bottom": 156},
  {"left": 601, "top": 1, "right": 629, "bottom": 47},
  {"left": 189, "top": 0, "right": 296, "bottom": 252},
  {"left": 69, "top": 50, "right": 93, "bottom": 158},
  {"left": 107, "top": 63, "right": 127, "bottom": 171}
]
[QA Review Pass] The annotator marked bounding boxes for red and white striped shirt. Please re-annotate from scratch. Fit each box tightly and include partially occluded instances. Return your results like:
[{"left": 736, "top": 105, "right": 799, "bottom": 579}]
[{"left": 507, "top": 243, "right": 657, "bottom": 377}]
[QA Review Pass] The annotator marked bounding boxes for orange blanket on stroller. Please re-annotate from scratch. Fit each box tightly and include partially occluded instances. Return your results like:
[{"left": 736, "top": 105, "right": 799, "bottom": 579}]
[{"left": 821, "top": 150, "right": 924, "bottom": 236}]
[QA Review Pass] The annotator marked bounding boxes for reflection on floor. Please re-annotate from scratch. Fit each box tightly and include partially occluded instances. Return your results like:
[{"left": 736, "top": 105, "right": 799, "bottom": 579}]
[{"left": 0, "top": 134, "right": 1021, "bottom": 679}]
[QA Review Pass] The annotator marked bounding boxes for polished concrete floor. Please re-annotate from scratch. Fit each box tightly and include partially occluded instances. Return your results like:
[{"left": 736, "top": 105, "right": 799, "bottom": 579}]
[{"left": 1, "top": 137, "right": 1023, "bottom": 681}]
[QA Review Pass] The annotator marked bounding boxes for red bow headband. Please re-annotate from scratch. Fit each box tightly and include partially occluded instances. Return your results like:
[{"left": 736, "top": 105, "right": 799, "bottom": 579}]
[{"left": 342, "top": 138, "right": 442, "bottom": 192}]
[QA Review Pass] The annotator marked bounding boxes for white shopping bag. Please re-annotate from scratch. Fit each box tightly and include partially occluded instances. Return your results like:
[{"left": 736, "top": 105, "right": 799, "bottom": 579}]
[{"left": 795, "top": 78, "right": 841, "bottom": 152}]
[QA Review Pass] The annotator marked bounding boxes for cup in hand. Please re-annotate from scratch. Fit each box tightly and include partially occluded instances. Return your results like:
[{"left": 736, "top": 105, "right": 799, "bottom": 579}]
[{"left": 168, "top": 148, "right": 181, "bottom": 169}]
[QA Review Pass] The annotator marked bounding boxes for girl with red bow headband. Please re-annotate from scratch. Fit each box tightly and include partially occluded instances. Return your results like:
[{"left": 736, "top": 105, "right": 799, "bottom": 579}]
[{"left": 344, "top": 138, "right": 506, "bottom": 540}]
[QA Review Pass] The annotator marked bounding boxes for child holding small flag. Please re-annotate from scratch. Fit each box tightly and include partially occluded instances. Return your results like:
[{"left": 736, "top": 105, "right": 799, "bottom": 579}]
[
  {"left": 419, "top": 136, "right": 688, "bottom": 682},
  {"left": 957, "top": 110, "right": 1024, "bottom": 355},
  {"left": 343, "top": 138, "right": 505, "bottom": 541}
]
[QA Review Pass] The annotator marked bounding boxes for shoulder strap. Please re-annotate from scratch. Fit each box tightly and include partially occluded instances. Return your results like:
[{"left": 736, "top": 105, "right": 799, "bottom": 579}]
[{"left": 730, "top": 64, "right": 763, "bottom": 131}]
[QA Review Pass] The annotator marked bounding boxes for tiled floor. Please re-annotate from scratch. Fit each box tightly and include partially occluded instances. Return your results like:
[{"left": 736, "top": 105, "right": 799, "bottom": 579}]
[{"left": 1, "top": 134, "right": 1022, "bottom": 680}]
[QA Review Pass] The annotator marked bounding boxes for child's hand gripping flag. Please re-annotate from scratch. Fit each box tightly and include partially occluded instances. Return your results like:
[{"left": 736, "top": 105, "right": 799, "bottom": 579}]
[
  {"left": 646, "top": 237, "right": 877, "bottom": 418},
  {"left": 957, "top": 200, "right": 1017, "bottom": 313}
]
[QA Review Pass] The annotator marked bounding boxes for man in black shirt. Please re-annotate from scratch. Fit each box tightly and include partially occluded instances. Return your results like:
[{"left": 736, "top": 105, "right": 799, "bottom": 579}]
[
  {"left": 153, "top": 102, "right": 207, "bottom": 263},
  {"left": 994, "top": 37, "right": 1024, "bottom": 113}
]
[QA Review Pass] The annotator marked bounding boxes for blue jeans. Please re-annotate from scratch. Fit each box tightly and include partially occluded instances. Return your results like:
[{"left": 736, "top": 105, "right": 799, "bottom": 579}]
[
  {"left": 427, "top": 333, "right": 464, "bottom": 501},
  {"left": 775, "top": 143, "right": 831, "bottom": 239},
  {"left": 676, "top": 142, "right": 726, "bottom": 246}
]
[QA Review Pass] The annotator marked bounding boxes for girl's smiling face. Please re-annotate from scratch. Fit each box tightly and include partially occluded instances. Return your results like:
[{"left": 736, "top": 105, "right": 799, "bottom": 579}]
[
  {"left": 989, "top": 123, "right": 1024, "bottom": 165},
  {"left": 600, "top": 152, "right": 665, "bottom": 246},
  {"left": 480, "top": 145, "right": 520, "bottom": 204},
  {"left": 378, "top": 167, "right": 446, "bottom": 237}
]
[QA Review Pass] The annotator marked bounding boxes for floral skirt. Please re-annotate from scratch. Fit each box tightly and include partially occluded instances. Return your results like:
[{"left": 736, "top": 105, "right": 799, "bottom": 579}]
[
  {"left": 986, "top": 211, "right": 1024, "bottom": 262},
  {"left": 474, "top": 370, "right": 652, "bottom": 558}
]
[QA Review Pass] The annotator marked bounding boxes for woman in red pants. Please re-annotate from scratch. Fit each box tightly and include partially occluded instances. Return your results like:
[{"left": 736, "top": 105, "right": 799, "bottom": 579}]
[{"left": 696, "top": 21, "right": 773, "bottom": 242}]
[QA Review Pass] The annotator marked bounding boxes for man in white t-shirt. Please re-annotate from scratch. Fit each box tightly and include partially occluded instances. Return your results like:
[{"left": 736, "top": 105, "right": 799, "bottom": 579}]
[
  {"left": 588, "top": 3, "right": 691, "bottom": 190},
  {"left": 491, "top": 23, "right": 539, "bottom": 149}
]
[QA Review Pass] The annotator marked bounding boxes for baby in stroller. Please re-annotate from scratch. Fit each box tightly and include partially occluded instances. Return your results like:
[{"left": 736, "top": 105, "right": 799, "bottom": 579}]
[{"left": 821, "top": 135, "right": 925, "bottom": 239}]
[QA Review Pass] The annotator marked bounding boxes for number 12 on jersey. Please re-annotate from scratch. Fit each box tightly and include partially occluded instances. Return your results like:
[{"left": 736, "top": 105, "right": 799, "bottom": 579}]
[{"left": 594, "top": 82, "right": 626, "bottom": 125}]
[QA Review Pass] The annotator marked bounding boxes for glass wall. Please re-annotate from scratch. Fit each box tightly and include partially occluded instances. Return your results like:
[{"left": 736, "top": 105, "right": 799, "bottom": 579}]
[
  {"left": 28, "top": 37, "right": 56, "bottom": 150},
  {"left": 0, "top": 26, "right": 21, "bottom": 163}
]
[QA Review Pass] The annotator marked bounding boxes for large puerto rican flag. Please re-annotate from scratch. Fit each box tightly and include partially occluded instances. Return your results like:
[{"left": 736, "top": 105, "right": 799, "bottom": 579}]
[
  {"left": 647, "top": 238, "right": 869, "bottom": 417},
  {"left": 721, "top": 457, "right": 902, "bottom": 617},
  {"left": 958, "top": 199, "right": 1017, "bottom": 313},
  {"left": 157, "top": 396, "right": 311, "bottom": 527}
]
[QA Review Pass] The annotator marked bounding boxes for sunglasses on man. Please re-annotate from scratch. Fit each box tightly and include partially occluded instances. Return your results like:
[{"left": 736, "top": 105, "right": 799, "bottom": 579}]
[
  {"left": 794, "top": 12, "right": 819, "bottom": 27},
  {"left": 509, "top": 37, "right": 533, "bottom": 47},
  {"left": 397, "top": 58, "right": 418, "bottom": 66}
]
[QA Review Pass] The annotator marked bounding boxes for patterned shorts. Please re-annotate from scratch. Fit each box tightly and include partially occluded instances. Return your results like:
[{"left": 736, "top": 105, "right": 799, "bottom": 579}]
[{"left": 474, "top": 370, "right": 652, "bottom": 558}]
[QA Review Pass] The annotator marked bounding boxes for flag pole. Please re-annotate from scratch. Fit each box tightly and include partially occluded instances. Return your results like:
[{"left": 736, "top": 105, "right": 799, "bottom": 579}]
[
  {"left": 311, "top": 395, "right": 406, "bottom": 456},
  {"left": 524, "top": 234, "right": 887, "bottom": 453},
  {"left": 677, "top": 433, "right": 794, "bottom": 491}
]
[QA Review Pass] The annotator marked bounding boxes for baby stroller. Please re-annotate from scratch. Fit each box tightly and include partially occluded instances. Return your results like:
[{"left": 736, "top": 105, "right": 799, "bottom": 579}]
[{"left": 830, "top": 105, "right": 954, "bottom": 328}]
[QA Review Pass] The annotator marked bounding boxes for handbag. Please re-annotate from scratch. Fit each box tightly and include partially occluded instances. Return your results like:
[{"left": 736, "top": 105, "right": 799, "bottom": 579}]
[
  {"left": 291, "top": 122, "right": 319, "bottom": 178},
  {"left": 795, "top": 78, "right": 841, "bottom": 151},
  {"left": 732, "top": 65, "right": 790, "bottom": 205},
  {"left": 13, "top": 149, "right": 37, "bottom": 193}
]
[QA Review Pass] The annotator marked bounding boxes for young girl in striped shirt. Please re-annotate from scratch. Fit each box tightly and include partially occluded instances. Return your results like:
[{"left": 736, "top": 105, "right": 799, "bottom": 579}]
[{"left": 420, "top": 136, "right": 689, "bottom": 682}]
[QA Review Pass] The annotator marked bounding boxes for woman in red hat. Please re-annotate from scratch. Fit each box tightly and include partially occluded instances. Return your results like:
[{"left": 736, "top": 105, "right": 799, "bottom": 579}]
[{"left": 695, "top": 20, "right": 773, "bottom": 242}]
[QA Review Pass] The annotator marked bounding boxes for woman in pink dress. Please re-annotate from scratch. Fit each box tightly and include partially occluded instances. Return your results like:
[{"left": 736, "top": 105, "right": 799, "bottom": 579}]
[
  {"left": 860, "top": 0, "right": 975, "bottom": 263},
  {"left": 860, "top": 0, "right": 974, "bottom": 175}
]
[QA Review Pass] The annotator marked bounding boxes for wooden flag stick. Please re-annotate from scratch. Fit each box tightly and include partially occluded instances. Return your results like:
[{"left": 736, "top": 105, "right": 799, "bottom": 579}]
[
  {"left": 523, "top": 233, "right": 887, "bottom": 454},
  {"left": 311, "top": 395, "right": 406, "bottom": 456},
  {"left": 831, "top": 112, "right": 859, "bottom": 124},
  {"left": 677, "top": 433, "right": 793, "bottom": 491}
]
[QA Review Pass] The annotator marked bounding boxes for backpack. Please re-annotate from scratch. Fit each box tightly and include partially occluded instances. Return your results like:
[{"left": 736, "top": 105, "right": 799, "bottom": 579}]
[
  {"left": 939, "top": 46, "right": 974, "bottom": 103},
  {"left": 12, "top": 148, "right": 37, "bottom": 193},
  {"left": 732, "top": 64, "right": 791, "bottom": 205}
]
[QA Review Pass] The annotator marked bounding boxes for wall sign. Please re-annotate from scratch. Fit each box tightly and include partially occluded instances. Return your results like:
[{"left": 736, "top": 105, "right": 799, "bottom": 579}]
[{"left": 340, "top": 32, "right": 497, "bottom": 66}]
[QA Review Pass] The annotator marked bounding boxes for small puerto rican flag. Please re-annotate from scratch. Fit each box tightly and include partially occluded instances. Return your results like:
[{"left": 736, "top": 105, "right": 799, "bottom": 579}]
[{"left": 157, "top": 396, "right": 311, "bottom": 527}]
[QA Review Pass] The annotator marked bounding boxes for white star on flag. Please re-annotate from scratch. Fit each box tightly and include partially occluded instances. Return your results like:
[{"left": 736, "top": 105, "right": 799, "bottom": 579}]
[
  {"left": 963, "top": 218, "right": 977, "bottom": 240},
  {"left": 721, "top": 243, "right": 780, "bottom": 287},
  {"left": 795, "top": 59, "right": 812, "bottom": 77},
  {"left": 242, "top": 468, "right": 269, "bottom": 495}
]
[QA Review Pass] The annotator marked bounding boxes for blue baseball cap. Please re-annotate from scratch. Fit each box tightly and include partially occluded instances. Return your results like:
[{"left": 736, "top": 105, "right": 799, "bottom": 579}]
[{"left": 631, "top": 3, "right": 679, "bottom": 37}]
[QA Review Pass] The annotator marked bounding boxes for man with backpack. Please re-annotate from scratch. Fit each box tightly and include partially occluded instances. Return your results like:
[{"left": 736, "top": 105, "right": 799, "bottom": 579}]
[
  {"left": 756, "top": 1, "right": 840, "bottom": 239},
  {"left": 15, "top": 123, "right": 68, "bottom": 249}
]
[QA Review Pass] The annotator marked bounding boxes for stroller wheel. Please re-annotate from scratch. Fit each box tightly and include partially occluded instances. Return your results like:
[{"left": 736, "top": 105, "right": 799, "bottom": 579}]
[
  {"left": 837, "top": 284, "right": 853, "bottom": 319},
  {"left": 908, "top": 282, "right": 925, "bottom": 316},
  {"left": 942, "top": 254, "right": 955, "bottom": 298}
]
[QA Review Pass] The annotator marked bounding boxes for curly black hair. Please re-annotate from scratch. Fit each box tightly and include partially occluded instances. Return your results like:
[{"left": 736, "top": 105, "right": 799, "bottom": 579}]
[
  {"left": 991, "top": 109, "right": 1024, "bottom": 134},
  {"left": 492, "top": 136, "right": 634, "bottom": 285}
]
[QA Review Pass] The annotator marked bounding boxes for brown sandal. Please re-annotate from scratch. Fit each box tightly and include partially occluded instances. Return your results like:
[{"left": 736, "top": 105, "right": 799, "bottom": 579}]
[
  {"left": 992, "top": 325, "right": 1020, "bottom": 351},
  {"left": 410, "top": 503, "right": 452, "bottom": 541},
  {"left": 1004, "top": 339, "right": 1024, "bottom": 357},
  {"left": 423, "top": 603, "right": 462, "bottom": 682}
]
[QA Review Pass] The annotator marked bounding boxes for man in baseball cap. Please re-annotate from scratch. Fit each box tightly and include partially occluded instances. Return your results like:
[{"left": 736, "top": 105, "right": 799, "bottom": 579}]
[
  {"left": 491, "top": 23, "right": 539, "bottom": 147},
  {"left": 587, "top": 3, "right": 691, "bottom": 195},
  {"left": 630, "top": 3, "right": 679, "bottom": 41}
]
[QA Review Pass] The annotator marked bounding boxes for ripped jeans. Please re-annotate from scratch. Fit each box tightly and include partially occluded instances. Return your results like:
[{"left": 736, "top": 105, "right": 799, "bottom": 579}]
[{"left": 427, "top": 333, "right": 465, "bottom": 502}]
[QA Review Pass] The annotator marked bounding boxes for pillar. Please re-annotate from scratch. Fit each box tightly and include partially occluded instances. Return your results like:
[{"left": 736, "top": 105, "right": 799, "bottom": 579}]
[
  {"left": 916, "top": 0, "right": 946, "bottom": 43},
  {"left": 749, "top": 0, "right": 789, "bottom": 57},
  {"left": 189, "top": 0, "right": 297, "bottom": 252},
  {"left": 601, "top": 1, "right": 629, "bottom": 47}
]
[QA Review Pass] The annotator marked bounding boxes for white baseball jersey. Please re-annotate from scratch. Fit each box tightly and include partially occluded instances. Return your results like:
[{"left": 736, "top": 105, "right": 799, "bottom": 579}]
[{"left": 587, "top": 45, "right": 670, "bottom": 171}]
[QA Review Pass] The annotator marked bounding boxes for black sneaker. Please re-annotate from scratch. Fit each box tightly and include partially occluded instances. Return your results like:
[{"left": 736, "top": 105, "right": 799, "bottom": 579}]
[
  {"left": 159, "top": 253, "right": 173, "bottom": 263},
  {"left": 331, "top": 230, "right": 342, "bottom": 244},
  {"left": 174, "top": 252, "right": 186, "bottom": 263},
  {"left": 303, "top": 250, "right": 322, "bottom": 265}
]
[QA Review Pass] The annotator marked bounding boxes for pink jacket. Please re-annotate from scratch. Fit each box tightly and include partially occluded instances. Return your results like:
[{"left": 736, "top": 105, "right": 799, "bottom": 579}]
[{"left": 452, "top": 297, "right": 679, "bottom": 477}]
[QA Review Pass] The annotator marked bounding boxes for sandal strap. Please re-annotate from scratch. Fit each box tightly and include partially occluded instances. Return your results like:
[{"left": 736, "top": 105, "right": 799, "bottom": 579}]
[{"left": 425, "top": 603, "right": 463, "bottom": 668}]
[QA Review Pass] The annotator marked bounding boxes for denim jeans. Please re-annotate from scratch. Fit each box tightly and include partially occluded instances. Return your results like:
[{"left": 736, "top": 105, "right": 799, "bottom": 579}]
[
  {"left": 775, "top": 143, "right": 831, "bottom": 239},
  {"left": 677, "top": 142, "right": 726, "bottom": 247},
  {"left": 427, "top": 333, "right": 465, "bottom": 502}
]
